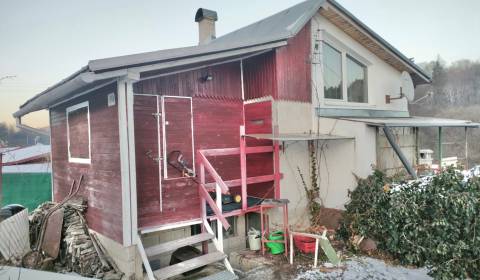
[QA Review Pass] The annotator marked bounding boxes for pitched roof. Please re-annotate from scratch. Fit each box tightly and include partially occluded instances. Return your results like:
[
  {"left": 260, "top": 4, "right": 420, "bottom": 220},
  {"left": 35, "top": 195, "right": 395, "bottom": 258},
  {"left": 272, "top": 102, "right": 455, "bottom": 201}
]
[{"left": 14, "top": 0, "right": 430, "bottom": 118}]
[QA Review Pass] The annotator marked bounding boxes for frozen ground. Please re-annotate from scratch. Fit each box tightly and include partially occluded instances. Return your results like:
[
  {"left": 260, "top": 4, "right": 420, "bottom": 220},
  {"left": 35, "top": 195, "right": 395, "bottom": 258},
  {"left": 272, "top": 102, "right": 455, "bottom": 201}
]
[{"left": 241, "top": 256, "right": 431, "bottom": 280}]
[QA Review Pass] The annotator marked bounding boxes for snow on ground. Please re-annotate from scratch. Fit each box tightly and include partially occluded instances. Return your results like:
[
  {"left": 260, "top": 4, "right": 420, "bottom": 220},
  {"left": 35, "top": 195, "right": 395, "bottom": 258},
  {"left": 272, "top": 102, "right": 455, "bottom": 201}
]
[{"left": 293, "top": 257, "right": 431, "bottom": 280}]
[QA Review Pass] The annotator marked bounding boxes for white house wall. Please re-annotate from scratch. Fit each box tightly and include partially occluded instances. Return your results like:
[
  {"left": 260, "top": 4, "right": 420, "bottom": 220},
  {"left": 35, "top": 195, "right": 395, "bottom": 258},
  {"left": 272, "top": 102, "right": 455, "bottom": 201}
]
[
  {"left": 311, "top": 13, "right": 409, "bottom": 113},
  {"left": 317, "top": 118, "right": 377, "bottom": 209}
]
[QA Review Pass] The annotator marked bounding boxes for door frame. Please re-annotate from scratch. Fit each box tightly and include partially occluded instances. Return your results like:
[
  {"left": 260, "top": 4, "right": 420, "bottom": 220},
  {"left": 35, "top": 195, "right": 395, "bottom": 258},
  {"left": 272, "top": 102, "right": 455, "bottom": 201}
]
[{"left": 161, "top": 95, "right": 195, "bottom": 179}]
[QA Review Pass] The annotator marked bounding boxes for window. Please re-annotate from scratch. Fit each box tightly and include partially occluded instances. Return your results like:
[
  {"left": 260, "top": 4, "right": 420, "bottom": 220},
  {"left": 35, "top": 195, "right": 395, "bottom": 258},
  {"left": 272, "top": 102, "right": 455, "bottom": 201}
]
[
  {"left": 322, "top": 42, "right": 343, "bottom": 99},
  {"left": 347, "top": 55, "right": 367, "bottom": 103},
  {"left": 320, "top": 34, "right": 369, "bottom": 104},
  {"left": 66, "top": 101, "right": 91, "bottom": 164}
]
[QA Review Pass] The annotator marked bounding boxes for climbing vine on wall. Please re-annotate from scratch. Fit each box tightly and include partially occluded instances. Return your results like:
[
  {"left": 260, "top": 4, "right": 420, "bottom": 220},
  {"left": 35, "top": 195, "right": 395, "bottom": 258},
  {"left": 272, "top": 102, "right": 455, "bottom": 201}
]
[{"left": 298, "top": 141, "right": 322, "bottom": 225}]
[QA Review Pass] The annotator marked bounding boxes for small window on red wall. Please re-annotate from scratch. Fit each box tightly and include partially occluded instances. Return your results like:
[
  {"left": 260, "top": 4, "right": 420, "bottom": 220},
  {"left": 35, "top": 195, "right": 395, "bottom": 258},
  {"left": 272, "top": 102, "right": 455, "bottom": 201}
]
[{"left": 66, "top": 101, "right": 91, "bottom": 164}]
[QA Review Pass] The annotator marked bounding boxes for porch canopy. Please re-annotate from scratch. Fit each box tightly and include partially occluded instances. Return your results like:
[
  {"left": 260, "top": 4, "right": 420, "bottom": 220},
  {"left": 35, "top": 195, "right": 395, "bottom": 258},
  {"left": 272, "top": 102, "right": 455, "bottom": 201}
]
[
  {"left": 244, "top": 133, "right": 354, "bottom": 141},
  {"left": 337, "top": 116, "right": 480, "bottom": 178},
  {"left": 339, "top": 116, "right": 480, "bottom": 128}
]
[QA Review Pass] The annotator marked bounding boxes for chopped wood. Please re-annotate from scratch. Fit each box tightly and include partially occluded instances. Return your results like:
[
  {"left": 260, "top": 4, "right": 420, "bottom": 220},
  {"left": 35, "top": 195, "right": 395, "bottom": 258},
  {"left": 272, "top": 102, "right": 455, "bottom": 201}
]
[{"left": 27, "top": 194, "right": 123, "bottom": 279}]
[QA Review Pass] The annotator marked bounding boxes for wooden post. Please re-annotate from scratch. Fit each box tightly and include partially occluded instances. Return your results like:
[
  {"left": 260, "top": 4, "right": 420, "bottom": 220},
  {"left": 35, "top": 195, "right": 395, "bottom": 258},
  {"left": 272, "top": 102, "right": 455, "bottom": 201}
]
[
  {"left": 216, "top": 183, "right": 223, "bottom": 253},
  {"left": 438, "top": 127, "right": 443, "bottom": 168},
  {"left": 273, "top": 125, "right": 280, "bottom": 199},
  {"left": 465, "top": 127, "right": 469, "bottom": 169},
  {"left": 199, "top": 163, "right": 208, "bottom": 254},
  {"left": 289, "top": 233, "right": 293, "bottom": 265},
  {"left": 415, "top": 127, "right": 419, "bottom": 166},
  {"left": 239, "top": 126, "right": 247, "bottom": 210},
  {"left": 0, "top": 152, "right": 2, "bottom": 206}
]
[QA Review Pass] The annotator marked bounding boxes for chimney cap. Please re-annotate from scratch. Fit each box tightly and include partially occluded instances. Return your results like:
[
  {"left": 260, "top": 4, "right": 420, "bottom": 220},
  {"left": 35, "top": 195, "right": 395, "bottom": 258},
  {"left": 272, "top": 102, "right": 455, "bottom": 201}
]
[{"left": 195, "top": 8, "right": 218, "bottom": 22}]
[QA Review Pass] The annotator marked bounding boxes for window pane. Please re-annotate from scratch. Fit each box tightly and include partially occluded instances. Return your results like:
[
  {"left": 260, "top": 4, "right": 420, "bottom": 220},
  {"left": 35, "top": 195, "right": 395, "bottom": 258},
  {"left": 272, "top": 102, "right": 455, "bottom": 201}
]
[
  {"left": 68, "top": 106, "right": 89, "bottom": 159},
  {"left": 347, "top": 56, "right": 367, "bottom": 103},
  {"left": 322, "top": 42, "right": 343, "bottom": 99}
]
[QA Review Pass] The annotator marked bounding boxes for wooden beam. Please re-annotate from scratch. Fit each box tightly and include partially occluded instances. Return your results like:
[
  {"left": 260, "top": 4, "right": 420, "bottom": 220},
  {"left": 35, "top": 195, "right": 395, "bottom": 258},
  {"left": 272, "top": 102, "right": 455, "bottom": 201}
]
[
  {"left": 204, "top": 174, "right": 276, "bottom": 190},
  {"left": 0, "top": 152, "right": 2, "bottom": 206},
  {"left": 240, "top": 127, "right": 247, "bottom": 210},
  {"left": 438, "top": 127, "right": 443, "bottom": 168},
  {"left": 198, "top": 184, "right": 230, "bottom": 230},
  {"left": 465, "top": 127, "right": 469, "bottom": 169},
  {"left": 199, "top": 146, "right": 273, "bottom": 157},
  {"left": 197, "top": 152, "right": 229, "bottom": 193}
]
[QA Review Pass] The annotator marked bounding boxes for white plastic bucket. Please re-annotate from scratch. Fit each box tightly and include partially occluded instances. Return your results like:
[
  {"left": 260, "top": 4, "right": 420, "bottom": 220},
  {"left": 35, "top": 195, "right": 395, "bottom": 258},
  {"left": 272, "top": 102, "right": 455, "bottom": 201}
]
[{"left": 248, "top": 228, "right": 261, "bottom": 251}]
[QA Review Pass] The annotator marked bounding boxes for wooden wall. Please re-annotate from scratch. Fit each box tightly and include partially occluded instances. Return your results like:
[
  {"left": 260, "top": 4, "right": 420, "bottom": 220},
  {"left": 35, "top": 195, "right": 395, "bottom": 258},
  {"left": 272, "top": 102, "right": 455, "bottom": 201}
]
[
  {"left": 243, "top": 23, "right": 312, "bottom": 103},
  {"left": 135, "top": 98, "right": 245, "bottom": 228},
  {"left": 276, "top": 22, "right": 312, "bottom": 102},
  {"left": 275, "top": 22, "right": 312, "bottom": 102},
  {"left": 50, "top": 83, "right": 123, "bottom": 243},
  {"left": 243, "top": 51, "right": 277, "bottom": 100},
  {"left": 134, "top": 62, "right": 242, "bottom": 101}
]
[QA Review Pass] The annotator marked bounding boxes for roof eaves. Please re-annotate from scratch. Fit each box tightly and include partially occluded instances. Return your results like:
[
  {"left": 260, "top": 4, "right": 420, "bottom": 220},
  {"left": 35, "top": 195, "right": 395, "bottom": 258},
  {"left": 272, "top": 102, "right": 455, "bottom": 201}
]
[
  {"left": 17, "top": 65, "right": 90, "bottom": 110},
  {"left": 326, "top": 0, "right": 431, "bottom": 83}
]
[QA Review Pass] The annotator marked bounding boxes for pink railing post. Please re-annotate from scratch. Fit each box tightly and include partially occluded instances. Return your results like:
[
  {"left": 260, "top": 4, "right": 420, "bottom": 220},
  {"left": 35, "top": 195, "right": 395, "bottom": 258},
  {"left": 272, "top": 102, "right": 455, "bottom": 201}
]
[{"left": 239, "top": 126, "right": 247, "bottom": 210}]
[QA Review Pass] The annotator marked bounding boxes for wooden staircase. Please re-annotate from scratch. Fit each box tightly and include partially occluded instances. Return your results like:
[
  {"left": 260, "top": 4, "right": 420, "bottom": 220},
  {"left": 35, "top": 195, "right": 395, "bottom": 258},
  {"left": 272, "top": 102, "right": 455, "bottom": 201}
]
[{"left": 137, "top": 222, "right": 237, "bottom": 280}]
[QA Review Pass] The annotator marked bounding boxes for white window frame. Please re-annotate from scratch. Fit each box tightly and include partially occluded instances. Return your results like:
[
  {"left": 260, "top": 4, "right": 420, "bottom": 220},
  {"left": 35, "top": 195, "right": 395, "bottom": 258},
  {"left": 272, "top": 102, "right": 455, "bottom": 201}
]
[
  {"left": 66, "top": 101, "right": 91, "bottom": 164},
  {"left": 319, "top": 30, "right": 371, "bottom": 106}
]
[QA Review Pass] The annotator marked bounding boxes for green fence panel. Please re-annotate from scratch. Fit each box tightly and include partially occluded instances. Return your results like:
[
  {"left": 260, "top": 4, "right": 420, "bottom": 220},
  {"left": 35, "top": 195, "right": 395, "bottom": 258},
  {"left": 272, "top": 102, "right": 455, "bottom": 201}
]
[{"left": 1, "top": 173, "right": 52, "bottom": 211}]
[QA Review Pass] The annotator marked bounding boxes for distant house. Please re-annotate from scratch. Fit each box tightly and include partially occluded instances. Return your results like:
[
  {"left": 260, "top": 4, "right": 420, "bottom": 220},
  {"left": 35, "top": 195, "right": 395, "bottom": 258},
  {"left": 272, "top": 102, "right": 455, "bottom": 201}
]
[
  {"left": 13, "top": 0, "right": 479, "bottom": 279},
  {"left": 0, "top": 144, "right": 51, "bottom": 210}
]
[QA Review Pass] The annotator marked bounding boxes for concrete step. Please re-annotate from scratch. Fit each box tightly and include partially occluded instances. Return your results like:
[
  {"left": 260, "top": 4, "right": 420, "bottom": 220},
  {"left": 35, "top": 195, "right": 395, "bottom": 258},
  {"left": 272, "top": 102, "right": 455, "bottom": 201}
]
[
  {"left": 199, "top": 270, "right": 238, "bottom": 280},
  {"left": 153, "top": 251, "right": 226, "bottom": 280},
  {"left": 145, "top": 233, "right": 214, "bottom": 257}
]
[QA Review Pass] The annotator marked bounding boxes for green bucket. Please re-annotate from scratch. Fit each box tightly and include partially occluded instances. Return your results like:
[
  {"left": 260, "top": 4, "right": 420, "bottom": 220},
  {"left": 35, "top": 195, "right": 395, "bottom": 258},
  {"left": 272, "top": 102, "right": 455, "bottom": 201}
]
[{"left": 265, "top": 230, "right": 285, "bottom": 254}]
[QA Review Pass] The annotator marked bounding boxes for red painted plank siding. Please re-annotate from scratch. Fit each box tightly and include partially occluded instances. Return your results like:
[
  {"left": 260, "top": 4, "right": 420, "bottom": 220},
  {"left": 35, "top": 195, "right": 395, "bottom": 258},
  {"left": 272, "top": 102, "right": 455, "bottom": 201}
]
[
  {"left": 135, "top": 97, "right": 245, "bottom": 228},
  {"left": 133, "top": 62, "right": 242, "bottom": 100},
  {"left": 50, "top": 83, "right": 123, "bottom": 243},
  {"left": 134, "top": 95, "right": 162, "bottom": 220},
  {"left": 275, "top": 22, "right": 312, "bottom": 102},
  {"left": 164, "top": 97, "right": 194, "bottom": 178},
  {"left": 244, "top": 101, "right": 274, "bottom": 199},
  {"left": 243, "top": 51, "right": 277, "bottom": 100}
]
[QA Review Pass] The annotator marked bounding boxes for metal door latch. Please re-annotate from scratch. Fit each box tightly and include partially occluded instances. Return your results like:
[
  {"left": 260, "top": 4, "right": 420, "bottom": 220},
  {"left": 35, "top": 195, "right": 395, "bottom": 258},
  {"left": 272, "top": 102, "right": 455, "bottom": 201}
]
[{"left": 145, "top": 150, "right": 162, "bottom": 162}]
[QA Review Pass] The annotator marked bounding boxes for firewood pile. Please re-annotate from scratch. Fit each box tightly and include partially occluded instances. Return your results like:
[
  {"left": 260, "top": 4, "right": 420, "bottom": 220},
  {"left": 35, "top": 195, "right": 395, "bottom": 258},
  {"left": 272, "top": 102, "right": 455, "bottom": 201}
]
[{"left": 27, "top": 198, "right": 123, "bottom": 279}]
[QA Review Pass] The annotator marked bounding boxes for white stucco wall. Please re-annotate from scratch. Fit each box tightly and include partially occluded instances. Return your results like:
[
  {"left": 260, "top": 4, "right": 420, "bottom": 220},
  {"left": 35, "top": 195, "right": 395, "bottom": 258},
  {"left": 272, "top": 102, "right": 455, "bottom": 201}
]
[
  {"left": 311, "top": 13, "right": 409, "bottom": 113},
  {"left": 270, "top": 11, "right": 415, "bottom": 225}
]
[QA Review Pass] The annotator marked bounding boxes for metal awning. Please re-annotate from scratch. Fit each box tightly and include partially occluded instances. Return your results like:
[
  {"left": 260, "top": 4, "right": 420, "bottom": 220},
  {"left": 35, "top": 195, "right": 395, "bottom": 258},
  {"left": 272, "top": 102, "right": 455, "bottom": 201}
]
[
  {"left": 339, "top": 116, "right": 480, "bottom": 128},
  {"left": 245, "top": 133, "right": 354, "bottom": 141}
]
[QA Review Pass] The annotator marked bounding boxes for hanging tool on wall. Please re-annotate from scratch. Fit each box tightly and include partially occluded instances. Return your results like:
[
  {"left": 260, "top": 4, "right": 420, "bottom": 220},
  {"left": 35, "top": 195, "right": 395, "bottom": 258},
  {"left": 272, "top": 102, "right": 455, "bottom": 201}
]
[{"left": 167, "top": 150, "right": 194, "bottom": 177}]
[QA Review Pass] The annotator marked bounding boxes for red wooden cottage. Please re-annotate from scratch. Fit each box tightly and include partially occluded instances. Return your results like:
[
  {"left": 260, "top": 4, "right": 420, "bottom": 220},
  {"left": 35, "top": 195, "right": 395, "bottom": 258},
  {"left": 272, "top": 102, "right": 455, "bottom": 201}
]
[{"left": 14, "top": 0, "right": 438, "bottom": 278}]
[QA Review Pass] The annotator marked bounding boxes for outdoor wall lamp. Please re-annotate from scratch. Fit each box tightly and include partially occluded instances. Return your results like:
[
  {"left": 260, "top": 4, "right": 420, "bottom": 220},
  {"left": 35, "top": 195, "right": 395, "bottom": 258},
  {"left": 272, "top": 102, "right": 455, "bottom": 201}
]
[{"left": 201, "top": 73, "right": 213, "bottom": 82}]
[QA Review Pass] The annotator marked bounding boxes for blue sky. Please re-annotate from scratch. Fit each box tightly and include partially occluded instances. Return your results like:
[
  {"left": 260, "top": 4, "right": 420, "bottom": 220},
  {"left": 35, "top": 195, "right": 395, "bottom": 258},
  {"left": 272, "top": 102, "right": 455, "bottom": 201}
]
[{"left": 0, "top": 0, "right": 479, "bottom": 127}]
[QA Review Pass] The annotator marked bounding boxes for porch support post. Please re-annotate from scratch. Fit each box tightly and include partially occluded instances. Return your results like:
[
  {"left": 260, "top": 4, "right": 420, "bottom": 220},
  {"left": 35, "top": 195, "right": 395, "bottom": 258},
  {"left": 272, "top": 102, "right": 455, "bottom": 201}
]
[
  {"left": 438, "top": 127, "right": 443, "bottom": 169},
  {"left": 0, "top": 152, "right": 2, "bottom": 206},
  {"left": 273, "top": 125, "right": 280, "bottom": 199},
  {"left": 465, "top": 127, "right": 469, "bottom": 169},
  {"left": 383, "top": 126, "right": 417, "bottom": 178},
  {"left": 199, "top": 163, "right": 208, "bottom": 254},
  {"left": 240, "top": 126, "right": 247, "bottom": 210},
  {"left": 216, "top": 183, "right": 224, "bottom": 253},
  {"left": 118, "top": 73, "right": 139, "bottom": 246},
  {"left": 415, "top": 127, "right": 419, "bottom": 166}
]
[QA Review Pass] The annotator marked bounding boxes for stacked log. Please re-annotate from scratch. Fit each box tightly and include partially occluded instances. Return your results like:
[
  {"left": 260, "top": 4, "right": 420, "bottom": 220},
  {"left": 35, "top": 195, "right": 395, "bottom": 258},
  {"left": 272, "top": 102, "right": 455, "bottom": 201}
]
[{"left": 28, "top": 198, "right": 123, "bottom": 279}]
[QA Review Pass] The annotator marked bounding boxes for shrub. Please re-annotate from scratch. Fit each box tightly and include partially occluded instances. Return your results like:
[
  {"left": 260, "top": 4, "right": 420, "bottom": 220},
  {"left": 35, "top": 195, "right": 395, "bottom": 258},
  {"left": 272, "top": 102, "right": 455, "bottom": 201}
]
[{"left": 338, "top": 169, "right": 480, "bottom": 279}]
